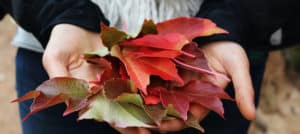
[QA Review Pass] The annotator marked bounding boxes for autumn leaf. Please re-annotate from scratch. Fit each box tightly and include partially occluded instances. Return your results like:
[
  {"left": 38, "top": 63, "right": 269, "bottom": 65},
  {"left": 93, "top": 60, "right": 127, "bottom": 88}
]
[
  {"left": 100, "top": 23, "right": 129, "bottom": 49},
  {"left": 157, "top": 17, "right": 228, "bottom": 41},
  {"left": 84, "top": 47, "right": 110, "bottom": 59},
  {"left": 159, "top": 87, "right": 190, "bottom": 120},
  {"left": 103, "top": 78, "right": 137, "bottom": 98},
  {"left": 120, "top": 33, "right": 188, "bottom": 51},
  {"left": 185, "top": 113, "right": 205, "bottom": 133},
  {"left": 137, "top": 19, "right": 158, "bottom": 37},
  {"left": 175, "top": 43, "right": 230, "bottom": 81},
  {"left": 111, "top": 45, "right": 183, "bottom": 94},
  {"left": 79, "top": 92, "right": 155, "bottom": 128},
  {"left": 137, "top": 57, "right": 184, "bottom": 84},
  {"left": 12, "top": 77, "right": 92, "bottom": 121},
  {"left": 117, "top": 93, "right": 167, "bottom": 126},
  {"left": 125, "top": 47, "right": 181, "bottom": 59},
  {"left": 146, "top": 80, "right": 233, "bottom": 120},
  {"left": 111, "top": 45, "right": 150, "bottom": 94},
  {"left": 176, "top": 43, "right": 210, "bottom": 72},
  {"left": 13, "top": 17, "right": 232, "bottom": 132}
]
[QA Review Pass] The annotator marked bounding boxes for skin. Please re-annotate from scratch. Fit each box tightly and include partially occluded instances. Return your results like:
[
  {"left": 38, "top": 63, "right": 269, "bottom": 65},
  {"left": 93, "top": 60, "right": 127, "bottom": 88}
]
[{"left": 43, "top": 24, "right": 255, "bottom": 133}]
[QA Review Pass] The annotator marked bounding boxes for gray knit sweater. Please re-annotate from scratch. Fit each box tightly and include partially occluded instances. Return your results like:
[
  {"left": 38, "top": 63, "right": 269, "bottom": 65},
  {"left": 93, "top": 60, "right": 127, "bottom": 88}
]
[{"left": 12, "top": 0, "right": 202, "bottom": 53}]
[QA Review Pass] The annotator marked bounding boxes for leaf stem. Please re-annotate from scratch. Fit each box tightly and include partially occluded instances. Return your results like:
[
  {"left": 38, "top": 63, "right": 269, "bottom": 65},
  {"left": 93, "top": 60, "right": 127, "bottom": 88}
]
[{"left": 173, "top": 59, "right": 230, "bottom": 81}]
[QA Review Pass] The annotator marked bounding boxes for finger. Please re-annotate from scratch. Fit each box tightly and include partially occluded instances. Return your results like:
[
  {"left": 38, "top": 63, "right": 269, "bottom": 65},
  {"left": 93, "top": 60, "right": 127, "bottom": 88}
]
[
  {"left": 137, "top": 128, "right": 152, "bottom": 134},
  {"left": 114, "top": 127, "right": 151, "bottom": 134},
  {"left": 42, "top": 56, "right": 69, "bottom": 78},
  {"left": 189, "top": 103, "right": 209, "bottom": 121},
  {"left": 159, "top": 119, "right": 186, "bottom": 132},
  {"left": 225, "top": 51, "right": 256, "bottom": 120}
]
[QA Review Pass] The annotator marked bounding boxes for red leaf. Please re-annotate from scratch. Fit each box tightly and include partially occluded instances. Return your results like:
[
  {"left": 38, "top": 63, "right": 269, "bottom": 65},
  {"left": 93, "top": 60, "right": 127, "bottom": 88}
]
[
  {"left": 193, "top": 97, "right": 224, "bottom": 118},
  {"left": 11, "top": 90, "right": 41, "bottom": 103},
  {"left": 177, "top": 43, "right": 210, "bottom": 72},
  {"left": 160, "top": 87, "right": 190, "bottom": 120},
  {"left": 111, "top": 45, "right": 150, "bottom": 94},
  {"left": 103, "top": 79, "right": 137, "bottom": 99},
  {"left": 137, "top": 57, "right": 184, "bottom": 85},
  {"left": 25, "top": 93, "right": 68, "bottom": 121},
  {"left": 12, "top": 77, "right": 92, "bottom": 121},
  {"left": 142, "top": 87, "right": 161, "bottom": 105},
  {"left": 119, "top": 62, "right": 129, "bottom": 80},
  {"left": 142, "top": 95, "right": 161, "bottom": 105},
  {"left": 182, "top": 80, "right": 233, "bottom": 100},
  {"left": 148, "top": 80, "right": 233, "bottom": 120},
  {"left": 175, "top": 43, "right": 230, "bottom": 81},
  {"left": 120, "top": 33, "right": 188, "bottom": 51},
  {"left": 112, "top": 45, "right": 184, "bottom": 94},
  {"left": 126, "top": 47, "right": 181, "bottom": 59},
  {"left": 157, "top": 17, "right": 228, "bottom": 41}
]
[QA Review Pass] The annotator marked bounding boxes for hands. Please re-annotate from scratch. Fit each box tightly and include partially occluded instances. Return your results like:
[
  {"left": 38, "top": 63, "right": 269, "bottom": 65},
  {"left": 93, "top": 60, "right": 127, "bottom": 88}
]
[
  {"left": 202, "top": 41, "right": 255, "bottom": 120},
  {"left": 155, "top": 41, "right": 256, "bottom": 133},
  {"left": 43, "top": 24, "right": 103, "bottom": 81},
  {"left": 42, "top": 24, "right": 152, "bottom": 134},
  {"left": 42, "top": 24, "right": 254, "bottom": 133}
]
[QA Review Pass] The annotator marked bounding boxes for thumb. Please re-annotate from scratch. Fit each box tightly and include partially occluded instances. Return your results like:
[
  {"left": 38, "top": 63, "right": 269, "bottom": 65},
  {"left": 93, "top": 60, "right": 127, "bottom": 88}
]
[
  {"left": 42, "top": 54, "right": 69, "bottom": 78},
  {"left": 114, "top": 127, "right": 151, "bottom": 134},
  {"left": 225, "top": 49, "right": 256, "bottom": 120}
]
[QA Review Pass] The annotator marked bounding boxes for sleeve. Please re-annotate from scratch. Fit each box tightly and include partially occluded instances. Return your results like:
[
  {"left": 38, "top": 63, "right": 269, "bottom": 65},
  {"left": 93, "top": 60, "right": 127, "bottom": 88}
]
[
  {"left": 0, "top": 7, "right": 6, "bottom": 20},
  {"left": 195, "top": 0, "right": 294, "bottom": 50},
  {"left": 1, "top": 0, "right": 109, "bottom": 47},
  {"left": 195, "top": 0, "right": 244, "bottom": 46}
]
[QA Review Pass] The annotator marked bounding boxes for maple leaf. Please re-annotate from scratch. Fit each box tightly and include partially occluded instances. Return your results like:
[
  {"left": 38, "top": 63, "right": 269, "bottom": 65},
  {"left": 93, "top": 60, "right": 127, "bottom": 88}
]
[
  {"left": 185, "top": 113, "right": 205, "bottom": 133},
  {"left": 146, "top": 80, "right": 233, "bottom": 120},
  {"left": 157, "top": 17, "right": 228, "bottom": 41},
  {"left": 111, "top": 45, "right": 183, "bottom": 94},
  {"left": 103, "top": 78, "right": 137, "bottom": 98},
  {"left": 12, "top": 77, "right": 92, "bottom": 121},
  {"left": 100, "top": 23, "right": 129, "bottom": 49},
  {"left": 13, "top": 17, "right": 232, "bottom": 132},
  {"left": 176, "top": 43, "right": 211, "bottom": 72},
  {"left": 120, "top": 33, "right": 188, "bottom": 51},
  {"left": 79, "top": 94, "right": 155, "bottom": 128},
  {"left": 84, "top": 55, "right": 131, "bottom": 87},
  {"left": 111, "top": 45, "right": 150, "bottom": 94},
  {"left": 84, "top": 47, "right": 110, "bottom": 59},
  {"left": 125, "top": 47, "right": 181, "bottom": 59},
  {"left": 79, "top": 82, "right": 156, "bottom": 128},
  {"left": 137, "top": 19, "right": 158, "bottom": 37},
  {"left": 174, "top": 43, "right": 230, "bottom": 81}
]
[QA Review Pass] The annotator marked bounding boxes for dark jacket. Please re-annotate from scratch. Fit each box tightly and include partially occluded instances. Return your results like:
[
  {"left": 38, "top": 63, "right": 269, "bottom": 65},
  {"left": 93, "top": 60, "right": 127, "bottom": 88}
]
[
  {"left": 0, "top": 0, "right": 109, "bottom": 47},
  {"left": 0, "top": 0, "right": 299, "bottom": 50},
  {"left": 196, "top": 0, "right": 300, "bottom": 50}
]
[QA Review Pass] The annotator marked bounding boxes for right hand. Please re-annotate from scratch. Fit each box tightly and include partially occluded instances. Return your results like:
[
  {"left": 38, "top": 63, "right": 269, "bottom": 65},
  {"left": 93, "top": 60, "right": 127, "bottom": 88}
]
[{"left": 43, "top": 24, "right": 151, "bottom": 134}]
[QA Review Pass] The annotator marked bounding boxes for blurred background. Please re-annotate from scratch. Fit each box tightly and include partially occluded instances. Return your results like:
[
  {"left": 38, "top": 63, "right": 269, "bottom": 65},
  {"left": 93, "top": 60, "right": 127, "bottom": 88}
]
[{"left": 0, "top": 15, "right": 300, "bottom": 134}]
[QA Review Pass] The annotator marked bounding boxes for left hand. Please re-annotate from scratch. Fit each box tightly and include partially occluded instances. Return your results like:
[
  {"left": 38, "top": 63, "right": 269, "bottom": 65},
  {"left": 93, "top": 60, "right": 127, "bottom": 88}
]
[{"left": 158, "top": 41, "right": 255, "bottom": 132}]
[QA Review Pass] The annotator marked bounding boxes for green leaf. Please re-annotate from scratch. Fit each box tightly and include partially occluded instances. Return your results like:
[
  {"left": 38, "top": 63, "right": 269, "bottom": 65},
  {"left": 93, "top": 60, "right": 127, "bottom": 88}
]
[
  {"left": 137, "top": 19, "right": 158, "bottom": 37},
  {"left": 12, "top": 77, "right": 91, "bottom": 121},
  {"left": 143, "top": 104, "right": 167, "bottom": 125},
  {"left": 185, "top": 113, "right": 205, "bottom": 133},
  {"left": 100, "top": 23, "right": 129, "bottom": 49},
  {"left": 103, "top": 79, "right": 137, "bottom": 99},
  {"left": 79, "top": 92, "right": 155, "bottom": 128},
  {"left": 115, "top": 93, "right": 144, "bottom": 107},
  {"left": 117, "top": 93, "right": 167, "bottom": 125},
  {"left": 84, "top": 47, "right": 110, "bottom": 58},
  {"left": 166, "top": 104, "right": 181, "bottom": 118}
]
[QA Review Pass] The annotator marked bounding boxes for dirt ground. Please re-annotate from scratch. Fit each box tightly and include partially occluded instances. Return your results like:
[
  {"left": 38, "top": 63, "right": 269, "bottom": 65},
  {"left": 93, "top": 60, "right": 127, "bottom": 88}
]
[
  {"left": 0, "top": 16, "right": 300, "bottom": 134},
  {"left": 0, "top": 16, "right": 20, "bottom": 134}
]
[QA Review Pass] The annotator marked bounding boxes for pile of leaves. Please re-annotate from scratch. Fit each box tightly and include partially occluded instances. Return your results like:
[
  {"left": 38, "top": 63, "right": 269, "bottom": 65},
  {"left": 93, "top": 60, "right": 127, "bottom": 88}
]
[{"left": 13, "top": 17, "right": 233, "bottom": 132}]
